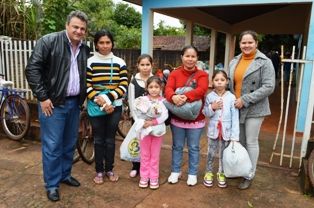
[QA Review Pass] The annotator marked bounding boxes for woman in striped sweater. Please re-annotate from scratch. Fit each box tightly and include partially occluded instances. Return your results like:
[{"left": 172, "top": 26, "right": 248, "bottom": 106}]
[{"left": 86, "top": 29, "right": 128, "bottom": 184}]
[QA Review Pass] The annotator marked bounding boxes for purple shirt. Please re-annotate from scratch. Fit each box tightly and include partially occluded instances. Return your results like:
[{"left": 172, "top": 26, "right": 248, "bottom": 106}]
[{"left": 66, "top": 32, "right": 81, "bottom": 96}]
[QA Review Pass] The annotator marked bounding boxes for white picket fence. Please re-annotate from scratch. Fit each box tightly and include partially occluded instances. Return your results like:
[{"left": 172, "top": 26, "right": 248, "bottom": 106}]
[{"left": 0, "top": 38, "right": 36, "bottom": 100}]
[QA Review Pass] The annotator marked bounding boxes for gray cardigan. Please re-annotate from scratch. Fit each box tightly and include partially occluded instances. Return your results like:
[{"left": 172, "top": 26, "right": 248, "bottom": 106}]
[{"left": 228, "top": 50, "right": 275, "bottom": 123}]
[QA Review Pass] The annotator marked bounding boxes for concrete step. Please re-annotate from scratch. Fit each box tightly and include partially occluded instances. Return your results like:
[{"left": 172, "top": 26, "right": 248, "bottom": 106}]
[
  {"left": 26, "top": 120, "right": 40, "bottom": 141},
  {"left": 26, "top": 102, "right": 40, "bottom": 141}
]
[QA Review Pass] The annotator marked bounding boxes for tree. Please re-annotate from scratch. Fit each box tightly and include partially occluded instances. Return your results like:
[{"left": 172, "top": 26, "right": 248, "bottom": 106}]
[
  {"left": 113, "top": 3, "right": 141, "bottom": 29},
  {"left": 42, "top": 0, "right": 76, "bottom": 35},
  {"left": 1, "top": 0, "right": 23, "bottom": 38},
  {"left": 75, "top": 0, "right": 115, "bottom": 39},
  {"left": 23, "top": 0, "right": 43, "bottom": 39},
  {"left": 193, "top": 25, "right": 210, "bottom": 36},
  {"left": 115, "top": 26, "right": 141, "bottom": 49},
  {"left": 75, "top": 0, "right": 142, "bottom": 48},
  {"left": 154, "top": 21, "right": 184, "bottom": 36}
]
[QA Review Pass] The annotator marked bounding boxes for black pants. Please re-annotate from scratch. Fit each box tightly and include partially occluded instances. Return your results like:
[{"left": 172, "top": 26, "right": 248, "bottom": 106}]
[
  {"left": 89, "top": 106, "right": 122, "bottom": 173},
  {"left": 132, "top": 161, "right": 140, "bottom": 171}
]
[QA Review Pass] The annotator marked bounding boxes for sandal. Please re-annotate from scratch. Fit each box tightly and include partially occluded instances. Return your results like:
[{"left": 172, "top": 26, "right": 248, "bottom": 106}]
[
  {"left": 93, "top": 172, "right": 104, "bottom": 184},
  {"left": 106, "top": 171, "right": 119, "bottom": 182}
]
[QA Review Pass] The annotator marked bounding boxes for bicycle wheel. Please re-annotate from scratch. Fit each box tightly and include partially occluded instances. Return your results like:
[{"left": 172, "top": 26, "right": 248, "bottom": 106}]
[
  {"left": 117, "top": 101, "right": 133, "bottom": 138},
  {"left": 77, "top": 110, "right": 94, "bottom": 164},
  {"left": 308, "top": 149, "right": 314, "bottom": 187},
  {"left": 0, "top": 94, "right": 30, "bottom": 141}
]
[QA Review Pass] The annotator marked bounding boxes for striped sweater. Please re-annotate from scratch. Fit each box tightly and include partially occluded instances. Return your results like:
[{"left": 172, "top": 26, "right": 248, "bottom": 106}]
[{"left": 87, "top": 52, "right": 128, "bottom": 104}]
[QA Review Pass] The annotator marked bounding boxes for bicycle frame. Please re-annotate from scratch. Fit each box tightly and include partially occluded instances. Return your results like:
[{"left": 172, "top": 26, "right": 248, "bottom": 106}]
[
  {"left": 0, "top": 86, "right": 27, "bottom": 100},
  {"left": 0, "top": 86, "right": 27, "bottom": 113}
]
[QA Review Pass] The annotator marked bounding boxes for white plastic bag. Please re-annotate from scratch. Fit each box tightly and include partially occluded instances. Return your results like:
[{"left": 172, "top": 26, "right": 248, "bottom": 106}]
[
  {"left": 223, "top": 141, "right": 252, "bottom": 178},
  {"left": 120, "top": 123, "right": 140, "bottom": 162}
]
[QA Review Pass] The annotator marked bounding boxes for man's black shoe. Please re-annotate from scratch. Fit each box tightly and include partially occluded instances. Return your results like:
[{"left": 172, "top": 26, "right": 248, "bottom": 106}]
[
  {"left": 62, "top": 176, "right": 80, "bottom": 187},
  {"left": 47, "top": 189, "right": 60, "bottom": 202}
]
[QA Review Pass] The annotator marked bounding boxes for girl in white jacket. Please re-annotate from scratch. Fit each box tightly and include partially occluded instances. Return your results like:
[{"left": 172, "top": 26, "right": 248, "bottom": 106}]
[{"left": 202, "top": 70, "right": 239, "bottom": 188}]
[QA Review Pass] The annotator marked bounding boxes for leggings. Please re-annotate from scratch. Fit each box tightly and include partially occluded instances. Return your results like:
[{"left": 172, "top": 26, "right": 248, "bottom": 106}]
[{"left": 239, "top": 117, "right": 264, "bottom": 180}]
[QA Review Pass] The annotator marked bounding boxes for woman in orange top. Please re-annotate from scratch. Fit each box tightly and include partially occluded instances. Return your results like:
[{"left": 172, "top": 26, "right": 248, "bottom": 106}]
[{"left": 228, "top": 30, "right": 275, "bottom": 190}]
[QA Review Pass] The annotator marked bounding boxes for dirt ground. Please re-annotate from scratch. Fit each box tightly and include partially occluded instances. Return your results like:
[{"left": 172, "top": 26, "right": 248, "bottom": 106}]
[{"left": 0, "top": 127, "right": 313, "bottom": 208}]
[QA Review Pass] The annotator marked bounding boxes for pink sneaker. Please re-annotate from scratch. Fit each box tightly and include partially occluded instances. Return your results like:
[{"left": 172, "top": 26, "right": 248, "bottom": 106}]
[
  {"left": 139, "top": 178, "right": 149, "bottom": 188},
  {"left": 150, "top": 178, "right": 159, "bottom": 189}
]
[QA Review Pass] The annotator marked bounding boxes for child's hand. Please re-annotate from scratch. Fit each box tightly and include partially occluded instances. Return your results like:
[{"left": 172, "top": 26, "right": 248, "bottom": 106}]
[
  {"left": 211, "top": 99, "right": 223, "bottom": 110},
  {"left": 143, "top": 120, "right": 153, "bottom": 128}
]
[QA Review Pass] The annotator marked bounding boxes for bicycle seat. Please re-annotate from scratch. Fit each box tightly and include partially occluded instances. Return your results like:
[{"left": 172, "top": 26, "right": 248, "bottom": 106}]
[
  {"left": 0, "top": 78, "right": 13, "bottom": 87},
  {"left": 0, "top": 80, "right": 14, "bottom": 87}
]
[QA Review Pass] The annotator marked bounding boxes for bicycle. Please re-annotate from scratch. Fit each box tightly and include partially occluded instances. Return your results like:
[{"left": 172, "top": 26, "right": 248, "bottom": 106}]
[
  {"left": 308, "top": 147, "right": 314, "bottom": 187},
  {"left": 0, "top": 75, "right": 30, "bottom": 141},
  {"left": 76, "top": 107, "right": 94, "bottom": 164},
  {"left": 117, "top": 98, "right": 133, "bottom": 138}
]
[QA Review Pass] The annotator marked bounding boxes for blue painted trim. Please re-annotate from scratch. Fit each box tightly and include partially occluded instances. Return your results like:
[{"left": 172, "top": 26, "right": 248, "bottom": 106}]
[
  {"left": 297, "top": 5, "right": 314, "bottom": 132},
  {"left": 297, "top": 63, "right": 313, "bottom": 132},
  {"left": 142, "top": 0, "right": 312, "bottom": 9},
  {"left": 141, "top": 7, "right": 153, "bottom": 54}
]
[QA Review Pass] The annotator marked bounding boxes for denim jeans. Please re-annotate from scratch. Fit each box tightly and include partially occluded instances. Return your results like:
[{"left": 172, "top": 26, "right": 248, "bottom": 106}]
[
  {"left": 39, "top": 97, "right": 80, "bottom": 191},
  {"left": 89, "top": 106, "right": 122, "bottom": 173},
  {"left": 170, "top": 124, "right": 203, "bottom": 175}
]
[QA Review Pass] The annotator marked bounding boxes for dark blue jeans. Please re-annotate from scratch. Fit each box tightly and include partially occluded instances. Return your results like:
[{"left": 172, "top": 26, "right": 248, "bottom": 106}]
[
  {"left": 89, "top": 106, "right": 122, "bottom": 173},
  {"left": 39, "top": 97, "right": 80, "bottom": 191}
]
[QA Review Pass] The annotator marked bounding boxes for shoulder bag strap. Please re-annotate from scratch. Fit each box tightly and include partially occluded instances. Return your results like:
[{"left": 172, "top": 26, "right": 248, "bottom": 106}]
[{"left": 184, "top": 71, "right": 197, "bottom": 87}]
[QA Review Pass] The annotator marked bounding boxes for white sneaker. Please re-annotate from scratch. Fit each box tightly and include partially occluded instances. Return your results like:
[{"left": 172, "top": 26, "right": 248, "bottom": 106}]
[
  {"left": 168, "top": 172, "right": 182, "bottom": 184},
  {"left": 187, "top": 175, "right": 197, "bottom": 186},
  {"left": 129, "top": 170, "right": 138, "bottom": 178}
]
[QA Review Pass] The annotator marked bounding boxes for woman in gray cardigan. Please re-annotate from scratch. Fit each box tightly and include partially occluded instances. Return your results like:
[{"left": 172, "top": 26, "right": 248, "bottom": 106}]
[{"left": 228, "top": 30, "right": 275, "bottom": 190}]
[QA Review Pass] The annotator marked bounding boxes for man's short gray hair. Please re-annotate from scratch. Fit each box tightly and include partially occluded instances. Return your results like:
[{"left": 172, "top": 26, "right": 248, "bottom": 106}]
[{"left": 66, "top": 10, "right": 88, "bottom": 25}]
